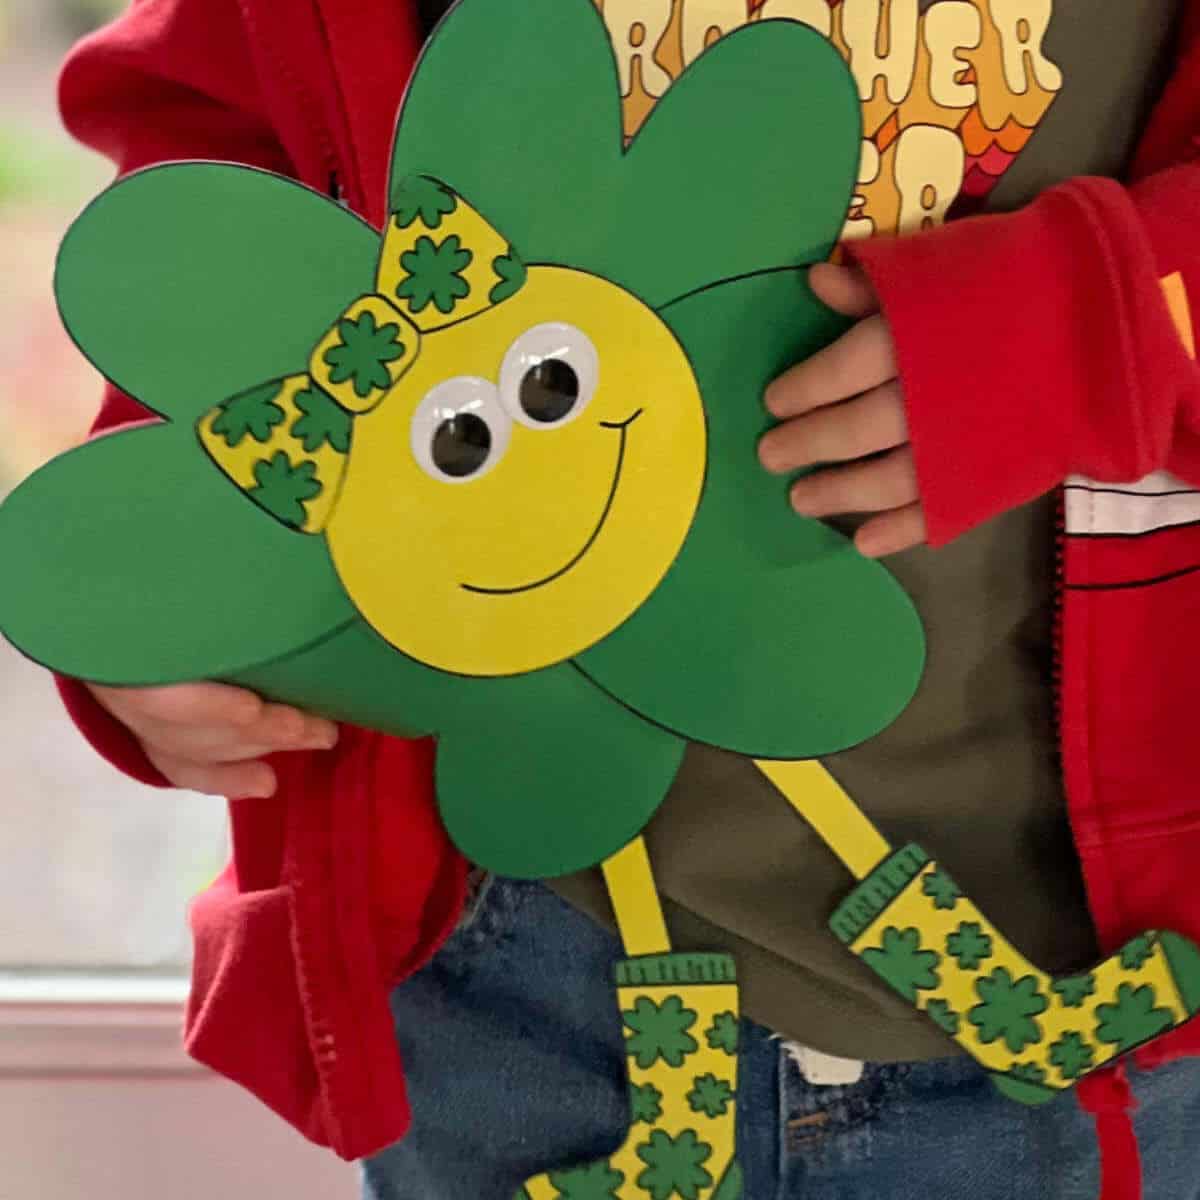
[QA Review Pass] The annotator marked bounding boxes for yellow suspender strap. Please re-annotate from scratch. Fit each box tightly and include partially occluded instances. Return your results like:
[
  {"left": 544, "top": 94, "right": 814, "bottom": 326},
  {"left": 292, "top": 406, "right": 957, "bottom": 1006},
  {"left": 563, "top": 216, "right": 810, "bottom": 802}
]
[
  {"left": 602, "top": 836, "right": 673, "bottom": 957},
  {"left": 754, "top": 758, "right": 892, "bottom": 882}
]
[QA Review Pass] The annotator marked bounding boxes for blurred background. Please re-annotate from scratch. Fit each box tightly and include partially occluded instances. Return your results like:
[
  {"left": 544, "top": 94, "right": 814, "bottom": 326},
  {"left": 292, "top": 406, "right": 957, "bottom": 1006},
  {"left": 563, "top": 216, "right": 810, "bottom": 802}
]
[
  {"left": 0, "top": 0, "right": 228, "bottom": 974},
  {"left": 0, "top": 6, "right": 353, "bottom": 1195}
]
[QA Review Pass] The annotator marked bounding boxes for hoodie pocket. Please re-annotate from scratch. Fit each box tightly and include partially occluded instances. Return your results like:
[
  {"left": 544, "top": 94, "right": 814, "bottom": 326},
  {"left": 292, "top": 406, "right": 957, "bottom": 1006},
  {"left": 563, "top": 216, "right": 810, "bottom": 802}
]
[{"left": 184, "top": 876, "right": 333, "bottom": 1150}]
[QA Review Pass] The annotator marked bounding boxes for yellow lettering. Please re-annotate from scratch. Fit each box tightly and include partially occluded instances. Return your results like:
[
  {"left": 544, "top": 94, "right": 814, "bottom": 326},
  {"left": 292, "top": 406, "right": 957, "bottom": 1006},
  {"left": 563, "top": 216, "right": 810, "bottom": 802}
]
[
  {"left": 924, "top": 2, "right": 982, "bottom": 109},
  {"left": 842, "top": 138, "right": 882, "bottom": 241},
  {"left": 755, "top": 0, "right": 832, "bottom": 37},
  {"left": 989, "top": 0, "right": 1062, "bottom": 95},
  {"left": 681, "top": 0, "right": 750, "bottom": 67},
  {"left": 841, "top": 0, "right": 919, "bottom": 105},
  {"left": 605, "top": 0, "right": 674, "bottom": 97},
  {"left": 894, "top": 124, "right": 964, "bottom": 232}
]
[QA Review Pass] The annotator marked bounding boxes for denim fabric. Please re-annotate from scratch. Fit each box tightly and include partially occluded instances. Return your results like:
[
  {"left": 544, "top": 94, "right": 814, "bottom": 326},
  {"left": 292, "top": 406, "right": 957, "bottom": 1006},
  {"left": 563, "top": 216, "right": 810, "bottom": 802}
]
[{"left": 362, "top": 878, "right": 1200, "bottom": 1200}]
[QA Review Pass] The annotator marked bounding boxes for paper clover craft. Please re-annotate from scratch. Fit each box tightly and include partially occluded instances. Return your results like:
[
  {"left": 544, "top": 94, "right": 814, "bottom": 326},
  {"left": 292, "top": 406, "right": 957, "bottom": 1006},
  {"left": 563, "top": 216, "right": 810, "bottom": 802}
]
[{"left": 0, "top": 0, "right": 924, "bottom": 878}]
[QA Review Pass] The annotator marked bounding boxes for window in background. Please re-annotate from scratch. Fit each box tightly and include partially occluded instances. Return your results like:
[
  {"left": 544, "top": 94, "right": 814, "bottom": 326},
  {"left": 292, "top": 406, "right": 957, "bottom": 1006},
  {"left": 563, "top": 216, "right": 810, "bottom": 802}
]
[
  {"left": 0, "top": 17, "right": 354, "bottom": 1195},
  {"left": 0, "top": 0, "right": 228, "bottom": 973}
]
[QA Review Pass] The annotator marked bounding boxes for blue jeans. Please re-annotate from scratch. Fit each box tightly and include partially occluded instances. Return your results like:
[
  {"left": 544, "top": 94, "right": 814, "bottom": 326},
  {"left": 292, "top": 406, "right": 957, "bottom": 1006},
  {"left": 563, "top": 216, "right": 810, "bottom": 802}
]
[{"left": 362, "top": 878, "right": 1200, "bottom": 1200}]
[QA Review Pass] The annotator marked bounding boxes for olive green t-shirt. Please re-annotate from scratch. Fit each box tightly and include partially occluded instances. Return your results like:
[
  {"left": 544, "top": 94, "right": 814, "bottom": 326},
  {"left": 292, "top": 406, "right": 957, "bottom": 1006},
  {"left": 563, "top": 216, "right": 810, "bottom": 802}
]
[
  {"left": 412, "top": 0, "right": 1182, "bottom": 1058},
  {"left": 543, "top": 0, "right": 1183, "bottom": 1061}
]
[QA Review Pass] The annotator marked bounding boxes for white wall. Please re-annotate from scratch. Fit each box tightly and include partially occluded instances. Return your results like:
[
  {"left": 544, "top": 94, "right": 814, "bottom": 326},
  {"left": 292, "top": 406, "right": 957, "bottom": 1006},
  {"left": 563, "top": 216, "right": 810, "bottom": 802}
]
[
  {"left": 0, "top": 991, "right": 355, "bottom": 1200},
  {"left": 0, "top": 1076, "right": 355, "bottom": 1200}
]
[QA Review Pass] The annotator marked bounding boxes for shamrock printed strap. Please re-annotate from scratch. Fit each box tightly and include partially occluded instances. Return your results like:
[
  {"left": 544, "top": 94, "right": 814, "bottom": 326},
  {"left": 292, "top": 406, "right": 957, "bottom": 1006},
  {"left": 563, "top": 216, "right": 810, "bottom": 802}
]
[
  {"left": 196, "top": 375, "right": 356, "bottom": 534},
  {"left": 197, "top": 177, "right": 526, "bottom": 532},
  {"left": 378, "top": 175, "right": 526, "bottom": 329},
  {"left": 520, "top": 953, "right": 742, "bottom": 1200},
  {"left": 834, "top": 846, "right": 1200, "bottom": 1104}
]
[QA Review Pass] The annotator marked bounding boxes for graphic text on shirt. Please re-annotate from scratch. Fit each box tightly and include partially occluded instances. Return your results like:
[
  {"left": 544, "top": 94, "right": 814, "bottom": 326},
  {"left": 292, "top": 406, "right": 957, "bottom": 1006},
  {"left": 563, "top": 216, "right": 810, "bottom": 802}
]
[{"left": 600, "top": 0, "right": 1062, "bottom": 237}]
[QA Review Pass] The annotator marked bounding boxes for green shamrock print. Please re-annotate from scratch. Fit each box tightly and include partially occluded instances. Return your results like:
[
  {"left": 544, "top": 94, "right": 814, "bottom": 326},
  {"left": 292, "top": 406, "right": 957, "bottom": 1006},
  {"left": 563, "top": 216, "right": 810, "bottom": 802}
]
[
  {"left": 291, "top": 386, "right": 352, "bottom": 454},
  {"left": 922, "top": 868, "right": 962, "bottom": 911},
  {"left": 705, "top": 1012, "right": 739, "bottom": 1057},
  {"left": 969, "top": 968, "right": 1048, "bottom": 1054},
  {"left": 490, "top": 248, "right": 527, "bottom": 303},
  {"left": 623, "top": 995, "right": 699, "bottom": 1069},
  {"left": 631, "top": 1082, "right": 664, "bottom": 1126},
  {"left": 1119, "top": 934, "right": 1157, "bottom": 971},
  {"left": 1051, "top": 974, "right": 1097, "bottom": 1009},
  {"left": 322, "top": 310, "right": 407, "bottom": 399},
  {"left": 395, "top": 233, "right": 473, "bottom": 314},
  {"left": 687, "top": 1074, "right": 735, "bottom": 1119},
  {"left": 637, "top": 1130, "right": 713, "bottom": 1200},
  {"left": 1008, "top": 1062, "right": 1048, "bottom": 1086},
  {"left": 210, "top": 382, "right": 285, "bottom": 448},
  {"left": 247, "top": 453, "right": 322, "bottom": 528},
  {"left": 946, "top": 921, "right": 994, "bottom": 971},
  {"left": 1048, "top": 1031, "right": 1095, "bottom": 1081},
  {"left": 22, "top": 0, "right": 918, "bottom": 890},
  {"left": 862, "top": 926, "right": 941, "bottom": 1001},
  {"left": 1095, "top": 983, "right": 1176, "bottom": 1053},
  {"left": 391, "top": 176, "right": 458, "bottom": 229},
  {"left": 925, "top": 997, "right": 961, "bottom": 1035},
  {"left": 549, "top": 1161, "right": 625, "bottom": 1200}
]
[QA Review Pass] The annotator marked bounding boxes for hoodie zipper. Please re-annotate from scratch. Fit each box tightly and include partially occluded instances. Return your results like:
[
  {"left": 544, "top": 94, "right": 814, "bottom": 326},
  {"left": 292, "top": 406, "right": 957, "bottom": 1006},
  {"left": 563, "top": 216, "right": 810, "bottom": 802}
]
[
  {"left": 239, "top": 0, "right": 348, "bottom": 208},
  {"left": 306, "top": 0, "right": 364, "bottom": 212}
]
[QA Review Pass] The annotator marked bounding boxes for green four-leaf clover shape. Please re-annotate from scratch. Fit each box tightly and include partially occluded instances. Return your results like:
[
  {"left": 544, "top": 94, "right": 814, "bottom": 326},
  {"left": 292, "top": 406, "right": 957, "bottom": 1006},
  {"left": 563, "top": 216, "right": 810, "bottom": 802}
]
[{"left": 0, "top": 0, "right": 924, "bottom": 881}]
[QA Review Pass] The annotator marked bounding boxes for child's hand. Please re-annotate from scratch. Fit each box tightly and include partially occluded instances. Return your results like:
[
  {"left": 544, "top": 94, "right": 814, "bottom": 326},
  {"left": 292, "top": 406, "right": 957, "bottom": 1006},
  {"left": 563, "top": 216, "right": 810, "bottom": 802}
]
[
  {"left": 758, "top": 262, "right": 926, "bottom": 558},
  {"left": 86, "top": 682, "right": 339, "bottom": 798}
]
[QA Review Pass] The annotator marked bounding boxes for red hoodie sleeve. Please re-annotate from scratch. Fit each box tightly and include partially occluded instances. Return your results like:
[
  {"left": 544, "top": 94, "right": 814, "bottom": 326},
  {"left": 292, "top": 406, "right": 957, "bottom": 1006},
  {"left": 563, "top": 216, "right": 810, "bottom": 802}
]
[
  {"left": 848, "top": 8, "right": 1200, "bottom": 548},
  {"left": 54, "top": 0, "right": 294, "bottom": 782}
]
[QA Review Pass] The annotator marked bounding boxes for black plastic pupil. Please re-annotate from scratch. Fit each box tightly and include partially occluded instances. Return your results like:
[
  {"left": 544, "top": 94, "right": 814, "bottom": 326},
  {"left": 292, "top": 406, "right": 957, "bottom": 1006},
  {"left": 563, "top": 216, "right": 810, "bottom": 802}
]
[
  {"left": 431, "top": 413, "right": 491, "bottom": 477},
  {"left": 520, "top": 359, "right": 579, "bottom": 424}
]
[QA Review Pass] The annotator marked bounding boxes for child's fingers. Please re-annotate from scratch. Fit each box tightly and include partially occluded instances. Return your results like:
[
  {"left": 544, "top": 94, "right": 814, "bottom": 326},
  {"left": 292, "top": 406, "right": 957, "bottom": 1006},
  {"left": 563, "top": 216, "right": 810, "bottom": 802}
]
[
  {"left": 144, "top": 750, "right": 278, "bottom": 800},
  {"left": 765, "top": 314, "right": 897, "bottom": 419},
  {"left": 91, "top": 681, "right": 264, "bottom": 730},
  {"left": 759, "top": 381, "right": 907, "bottom": 474},
  {"left": 789, "top": 447, "right": 919, "bottom": 519},
  {"left": 225, "top": 703, "right": 339, "bottom": 751},
  {"left": 855, "top": 503, "right": 928, "bottom": 558},
  {"left": 138, "top": 704, "right": 338, "bottom": 762},
  {"left": 142, "top": 726, "right": 336, "bottom": 766},
  {"left": 89, "top": 683, "right": 338, "bottom": 758},
  {"left": 808, "top": 262, "right": 880, "bottom": 319}
]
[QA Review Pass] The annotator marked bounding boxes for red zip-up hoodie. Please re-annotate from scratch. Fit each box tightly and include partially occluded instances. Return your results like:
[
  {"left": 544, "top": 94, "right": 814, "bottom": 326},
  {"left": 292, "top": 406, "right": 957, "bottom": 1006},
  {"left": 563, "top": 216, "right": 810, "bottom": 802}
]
[{"left": 51, "top": 0, "right": 1200, "bottom": 1194}]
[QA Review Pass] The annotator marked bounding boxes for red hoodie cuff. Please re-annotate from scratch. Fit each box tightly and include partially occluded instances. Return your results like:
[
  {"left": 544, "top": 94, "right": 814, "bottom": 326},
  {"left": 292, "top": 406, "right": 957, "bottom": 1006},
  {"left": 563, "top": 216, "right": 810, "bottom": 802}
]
[
  {"left": 848, "top": 177, "right": 1189, "bottom": 546},
  {"left": 56, "top": 675, "right": 170, "bottom": 788}
]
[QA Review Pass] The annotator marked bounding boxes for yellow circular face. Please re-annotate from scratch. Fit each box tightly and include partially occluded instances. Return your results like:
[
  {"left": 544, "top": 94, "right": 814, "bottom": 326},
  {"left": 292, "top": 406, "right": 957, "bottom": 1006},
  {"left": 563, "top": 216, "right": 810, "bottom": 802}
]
[{"left": 327, "top": 268, "right": 706, "bottom": 677}]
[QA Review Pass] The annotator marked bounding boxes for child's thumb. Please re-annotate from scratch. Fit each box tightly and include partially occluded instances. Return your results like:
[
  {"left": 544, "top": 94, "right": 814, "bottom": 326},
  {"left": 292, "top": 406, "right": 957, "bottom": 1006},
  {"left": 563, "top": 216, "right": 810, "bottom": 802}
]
[{"left": 809, "top": 261, "right": 880, "bottom": 319}]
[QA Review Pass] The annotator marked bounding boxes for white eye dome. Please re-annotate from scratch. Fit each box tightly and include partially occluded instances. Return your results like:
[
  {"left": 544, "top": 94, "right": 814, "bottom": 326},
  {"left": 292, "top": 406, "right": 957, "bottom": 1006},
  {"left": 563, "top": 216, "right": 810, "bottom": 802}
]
[
  {"left": 499, "top": 323, "right": 599, "bottom": 430},
  {"left": 410, "top": 376, "right": 512, "bottom": 483}
]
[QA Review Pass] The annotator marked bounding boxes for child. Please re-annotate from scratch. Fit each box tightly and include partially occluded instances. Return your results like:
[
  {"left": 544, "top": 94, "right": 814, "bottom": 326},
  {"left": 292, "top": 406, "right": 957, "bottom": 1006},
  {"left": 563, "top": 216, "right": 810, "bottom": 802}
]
[{"left": 51, "top": 0, "right": 1200, "bottom": 1197}]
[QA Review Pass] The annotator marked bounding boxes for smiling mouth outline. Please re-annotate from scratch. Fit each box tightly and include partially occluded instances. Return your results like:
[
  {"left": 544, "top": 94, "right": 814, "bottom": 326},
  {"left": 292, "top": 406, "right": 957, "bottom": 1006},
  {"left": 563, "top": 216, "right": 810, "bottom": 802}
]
[{"left": 460, "top": 409, "right": 644, "bottom": 597}]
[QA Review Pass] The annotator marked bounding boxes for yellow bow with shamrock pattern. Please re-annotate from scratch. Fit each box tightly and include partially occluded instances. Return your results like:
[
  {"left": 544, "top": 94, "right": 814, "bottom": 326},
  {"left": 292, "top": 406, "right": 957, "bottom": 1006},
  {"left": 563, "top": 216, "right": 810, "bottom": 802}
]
[{"left": 197, "top": 177, "right": 527, "bottom": 532}]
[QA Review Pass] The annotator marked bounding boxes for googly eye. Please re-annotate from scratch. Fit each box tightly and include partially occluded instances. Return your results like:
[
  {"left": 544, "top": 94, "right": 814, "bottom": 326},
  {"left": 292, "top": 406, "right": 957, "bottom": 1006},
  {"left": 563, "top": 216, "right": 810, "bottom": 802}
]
[
  {"left": 499, "top": 323, "right": 599, "bottom": 430},
  {"left": 410, "top": 376, "right": 512, "bottom": 483}
]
